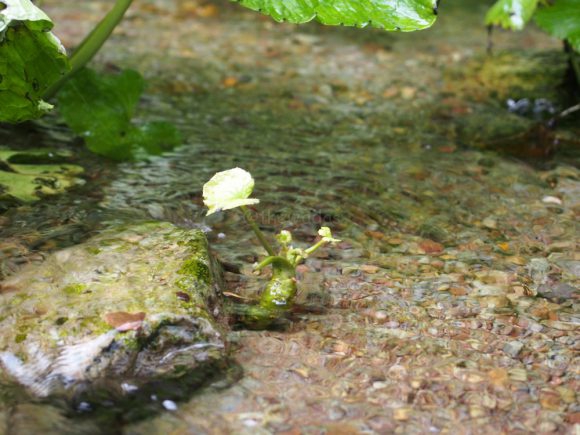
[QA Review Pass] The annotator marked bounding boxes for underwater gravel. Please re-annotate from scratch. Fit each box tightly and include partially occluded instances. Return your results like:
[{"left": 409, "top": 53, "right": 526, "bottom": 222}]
[{"left": 1, "top": 0, "right": 578, "bottom": 433}]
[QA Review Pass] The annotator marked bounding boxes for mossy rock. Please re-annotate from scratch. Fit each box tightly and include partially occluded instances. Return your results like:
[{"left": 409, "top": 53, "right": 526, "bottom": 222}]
[
  {"left": 456, "top": 105, "right": 533, "bottom": 147},
  {"left": 0, "top": 222, "right": 226, "bottom": 399},
  {"left": 448, "top": 50, "right": 570, "bottom": 103},
  {"left": 475, "top": 51, "right": 569, "bottom": 101}
]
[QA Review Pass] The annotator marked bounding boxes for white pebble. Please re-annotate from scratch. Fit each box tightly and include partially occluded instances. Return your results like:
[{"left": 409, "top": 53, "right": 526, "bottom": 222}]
[
  {"left": 77, "top": 402, "right": 91, "bottom": 412},
  {"left": 243, "top": 419, "right": 258, "bottom": 427},
  {"left": 542, "top": 196, "right": 562, "bottom": 205},
  {"left": 162, "top": 400, "right": 178, "bottom": 411},
  {"left": 121, "top": 383, "right": 139, "bottom": 393}
]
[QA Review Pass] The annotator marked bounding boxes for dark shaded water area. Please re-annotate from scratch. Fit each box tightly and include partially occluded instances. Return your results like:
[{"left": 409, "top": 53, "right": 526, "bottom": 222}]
[{"left": 0, "top": 0, "right": 578, "bottom": 433}]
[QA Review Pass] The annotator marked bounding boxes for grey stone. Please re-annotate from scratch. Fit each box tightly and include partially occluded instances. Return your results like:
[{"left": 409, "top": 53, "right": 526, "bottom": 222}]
[
  {"left": 537, "top": 283, "right": 579, "bottom": 303},
  {"left": 503, "top": 341, "right": 524, "bottom": 358}
]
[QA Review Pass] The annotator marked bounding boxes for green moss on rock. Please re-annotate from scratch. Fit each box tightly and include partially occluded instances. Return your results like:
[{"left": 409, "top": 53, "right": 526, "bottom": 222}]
[
  {"left": 62, "top": 283, "right": 87, "bottom": 295},
  {"left": 0, "top": 222, "right": 226, "bottom": 399},
  {"left": 178, "top": 258, "right": 211, "bottom": 285}
]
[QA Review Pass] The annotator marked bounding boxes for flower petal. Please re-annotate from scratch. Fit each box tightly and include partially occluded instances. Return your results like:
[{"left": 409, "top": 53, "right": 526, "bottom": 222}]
[
  {"left": 203, "top": 167, "right": 259, "bottom": 215},
  {"left": 318, "top": 226, "right": 341, "bottom": 243}
]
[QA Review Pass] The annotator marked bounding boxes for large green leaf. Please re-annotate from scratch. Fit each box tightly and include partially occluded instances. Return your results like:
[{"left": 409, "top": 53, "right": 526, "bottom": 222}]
[
  {"left": 535, "top": 0, "right": 580, "bottom": 52},
  {"left": 485, "top": 0, "right": 539, "bottom": 30},
  {"left": 232, "top": 0, "right": 438, "bottom": 31},
  {"left": 57, "top": 68, "right": 181, "bottom": 161},
  {"left": 0, "top": 0, "right": 70, "bottom": 123}
]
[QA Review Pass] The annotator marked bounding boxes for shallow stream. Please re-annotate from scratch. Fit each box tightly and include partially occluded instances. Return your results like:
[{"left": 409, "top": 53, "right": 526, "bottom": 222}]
[{"left": 0, "top": 0, "right": 578, "bottom": 433}]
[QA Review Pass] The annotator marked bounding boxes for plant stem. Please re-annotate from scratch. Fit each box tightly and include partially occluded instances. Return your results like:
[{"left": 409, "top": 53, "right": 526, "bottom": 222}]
[
  {"left": 254, "top": 256, "right": 277, "bottom": 270},
  {"left": 43, "top": 0, "right": 134, "bottom": 99},
  {"left": 304, "top": 240, "right": 326, "bottom": 256},
  {"left": 240, "top": 206, "right": 275, "bottom": 256}
]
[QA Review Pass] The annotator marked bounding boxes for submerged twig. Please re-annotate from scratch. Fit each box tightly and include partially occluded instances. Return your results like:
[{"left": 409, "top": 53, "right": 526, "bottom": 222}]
[{"left": 558, "top": 103, "right": 580, "bottom": 119}]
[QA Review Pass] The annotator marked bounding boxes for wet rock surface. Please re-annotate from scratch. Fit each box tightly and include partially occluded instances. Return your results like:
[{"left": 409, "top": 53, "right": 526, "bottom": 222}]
[{"left": 0, "top": 222, "right": 226, "bottom": 400}]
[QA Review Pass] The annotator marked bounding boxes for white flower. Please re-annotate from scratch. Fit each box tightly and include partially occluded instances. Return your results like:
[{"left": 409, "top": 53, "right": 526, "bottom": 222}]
[
  {"left": 318, "top": 226, "right": 341, "bottom": 243},
  {"left": 203, "top": 167, "right": 259, "bottom": 216}
]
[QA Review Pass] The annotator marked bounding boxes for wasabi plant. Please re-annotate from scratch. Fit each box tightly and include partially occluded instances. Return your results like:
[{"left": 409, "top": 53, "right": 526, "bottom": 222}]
[{"left": 203, "top": 167, "right": 340, "bottom": 328}]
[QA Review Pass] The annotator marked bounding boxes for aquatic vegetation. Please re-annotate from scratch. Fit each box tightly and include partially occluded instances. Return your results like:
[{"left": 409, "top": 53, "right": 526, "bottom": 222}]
[
  {"left": 0, "top": 148, "right": 84, "bottom": 208},
  {"left": 203, "top": 168, "right": 341, "bottom": 327},
  {"left": 57, "top": 68, "right": 181, "bottom": 161}
]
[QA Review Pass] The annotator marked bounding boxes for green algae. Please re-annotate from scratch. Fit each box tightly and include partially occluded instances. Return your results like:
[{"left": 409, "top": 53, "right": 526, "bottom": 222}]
[
  {"left": 233, "top": 257, "right": 298, "bottom": 329},
  {"left": 86, "top": 247, "right": 101, "bottom": 255},
  {"left": 258, "top": 258, "right": 297, "bottom": 312},
  {"left": 0, "top": 148, "right": 85, "bottom": 206},
  {"left": 178, "top": 258, "right": 211, "bottom": 285},
  {"left": 62, "top": 283, "right": 87, "bottom": 295}
]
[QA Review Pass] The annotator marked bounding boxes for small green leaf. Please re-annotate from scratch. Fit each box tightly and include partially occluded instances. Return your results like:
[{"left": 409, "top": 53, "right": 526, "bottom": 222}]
[
  {"left": 0, "top": 0, "right": 70, "bottom": 123},
  {"left": 535, "top": 0, "right": 580, "bottom": 52},
  {"left": 57, "top": 68, "right": 180, "bottom": 161},
  {"left": 203, "top": 168, "right": 260, "bottom": 216},
  {"left": 485, "top": 0, "right": 539, "bottom": 31},
  {"left": 318, "top": 226, "right": 341, "bottom": 243},
  {"left": 233, "top": 0, "right": 438, "bottom": 31}
]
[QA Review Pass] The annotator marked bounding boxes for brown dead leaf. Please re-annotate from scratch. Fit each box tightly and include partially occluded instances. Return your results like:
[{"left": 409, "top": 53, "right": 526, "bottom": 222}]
[
  {"left": 104, "top": 312, "right": 146, "bottom": 331},
  {"left": 419, "top": 239, "right": 444, "bottom": 254},
  {"left": 365, "top": 230, "right": 385, "bottom": 240}
]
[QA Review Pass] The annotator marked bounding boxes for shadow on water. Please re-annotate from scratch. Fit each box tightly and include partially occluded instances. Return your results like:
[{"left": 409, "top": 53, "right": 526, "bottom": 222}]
[{"left": 0, "top": 359, "right": 242, "bottom": 434}]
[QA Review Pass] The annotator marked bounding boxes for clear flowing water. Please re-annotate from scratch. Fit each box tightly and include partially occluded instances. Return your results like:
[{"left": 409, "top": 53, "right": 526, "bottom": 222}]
[{"left": 0, "top": 0, "right": 578, "bottom": 433}]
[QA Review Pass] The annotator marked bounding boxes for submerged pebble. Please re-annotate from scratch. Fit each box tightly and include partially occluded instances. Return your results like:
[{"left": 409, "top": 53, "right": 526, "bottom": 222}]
[{"left": 162, "top": 400, "right": 178, "bottom": 411}]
